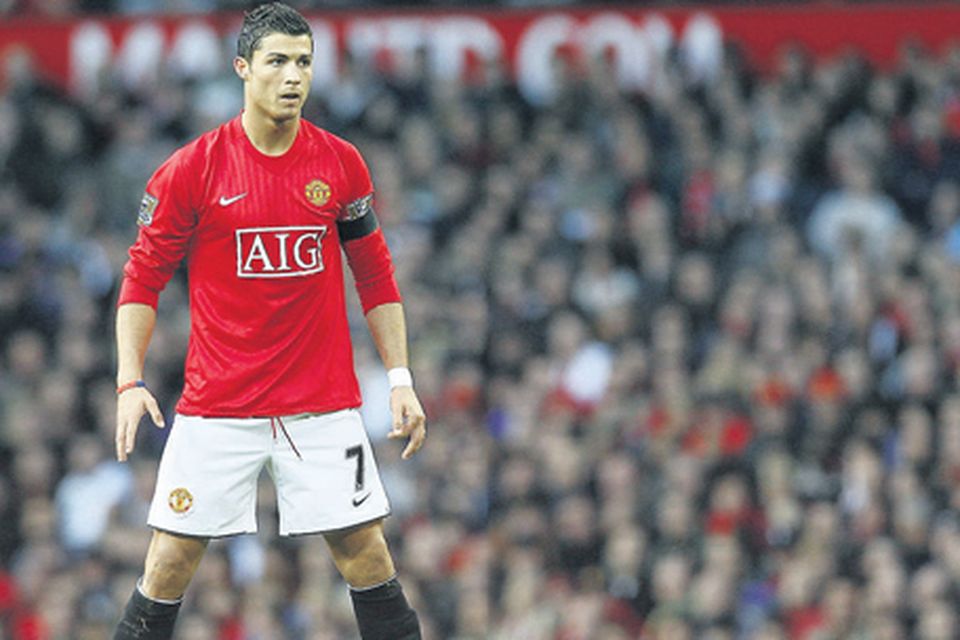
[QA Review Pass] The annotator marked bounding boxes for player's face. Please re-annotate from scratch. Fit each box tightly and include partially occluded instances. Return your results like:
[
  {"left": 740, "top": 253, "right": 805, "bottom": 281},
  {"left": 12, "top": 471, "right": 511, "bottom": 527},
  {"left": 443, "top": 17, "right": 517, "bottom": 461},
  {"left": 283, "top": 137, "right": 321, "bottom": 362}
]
[{"left": 236, "top": 32, "right": 313, "bottom": 123}]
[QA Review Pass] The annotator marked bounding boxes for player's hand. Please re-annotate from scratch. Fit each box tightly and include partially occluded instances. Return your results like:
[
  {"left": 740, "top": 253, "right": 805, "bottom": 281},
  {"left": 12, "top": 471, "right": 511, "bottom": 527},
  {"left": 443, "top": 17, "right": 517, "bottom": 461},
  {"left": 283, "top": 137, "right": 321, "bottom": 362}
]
[
  {"left": 387, "top": 386, "right": 426, "bottom": 460},
  {"left": 116, "top": 387, "right": 165, "bottom": 462}
]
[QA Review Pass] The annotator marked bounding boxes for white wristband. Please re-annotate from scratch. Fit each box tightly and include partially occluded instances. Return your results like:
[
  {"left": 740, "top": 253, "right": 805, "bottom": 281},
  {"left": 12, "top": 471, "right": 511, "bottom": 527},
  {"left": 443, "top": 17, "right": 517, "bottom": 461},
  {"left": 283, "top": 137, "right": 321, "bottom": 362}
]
[{"left": 387, "top": 367, "right": 413, "bottom": 389}]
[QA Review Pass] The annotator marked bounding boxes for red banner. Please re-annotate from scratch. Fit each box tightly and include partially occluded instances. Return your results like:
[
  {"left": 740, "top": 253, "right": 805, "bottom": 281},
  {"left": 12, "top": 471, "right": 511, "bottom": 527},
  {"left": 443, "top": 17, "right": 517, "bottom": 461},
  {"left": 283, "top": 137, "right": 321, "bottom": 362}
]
[{"left": 0, "top": 4, "right": 958, "bottom": 97}]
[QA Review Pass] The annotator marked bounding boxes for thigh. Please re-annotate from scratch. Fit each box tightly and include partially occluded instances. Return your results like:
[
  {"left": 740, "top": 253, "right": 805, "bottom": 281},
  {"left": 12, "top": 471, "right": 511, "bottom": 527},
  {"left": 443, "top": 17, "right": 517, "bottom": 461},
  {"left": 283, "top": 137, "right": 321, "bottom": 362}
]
[
  {"left": 269, "top": 409, "right": 390, "bottom": 536},
  {"left": 148, "top": 415, "right": 270, "bottom": 537}
]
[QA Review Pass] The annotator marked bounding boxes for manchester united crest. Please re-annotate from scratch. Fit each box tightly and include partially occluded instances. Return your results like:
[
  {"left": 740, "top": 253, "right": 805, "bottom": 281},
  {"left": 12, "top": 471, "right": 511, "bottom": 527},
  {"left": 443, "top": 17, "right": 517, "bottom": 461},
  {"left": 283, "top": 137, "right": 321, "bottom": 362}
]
[
  {"left": 304, "top": 179, "right": 331, "bottom": 207},
  {"left": 168, "top": 487, "right": 194, "bottom": 514}
]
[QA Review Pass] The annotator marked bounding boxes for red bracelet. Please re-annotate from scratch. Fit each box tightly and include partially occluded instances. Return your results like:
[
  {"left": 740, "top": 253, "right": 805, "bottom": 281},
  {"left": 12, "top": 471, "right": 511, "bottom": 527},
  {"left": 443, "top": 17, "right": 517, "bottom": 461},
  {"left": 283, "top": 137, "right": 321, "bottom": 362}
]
[{"left": 117, "top": 380, "right": 147, "bottom": 395}]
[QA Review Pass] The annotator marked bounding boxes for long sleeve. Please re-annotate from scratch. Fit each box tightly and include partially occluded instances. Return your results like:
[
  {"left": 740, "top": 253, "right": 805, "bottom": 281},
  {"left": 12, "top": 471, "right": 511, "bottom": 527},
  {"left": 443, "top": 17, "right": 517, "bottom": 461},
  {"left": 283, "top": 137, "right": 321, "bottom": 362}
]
[{"left": 118, "top": 148, "right": 199, "bottom": 309}]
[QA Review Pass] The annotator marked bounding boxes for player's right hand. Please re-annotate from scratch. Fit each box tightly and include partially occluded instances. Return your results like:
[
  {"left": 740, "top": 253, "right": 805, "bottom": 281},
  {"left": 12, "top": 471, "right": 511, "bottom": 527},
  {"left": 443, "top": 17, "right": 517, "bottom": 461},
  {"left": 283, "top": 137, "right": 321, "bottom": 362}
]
[{"left": 116, "top": 387, "right": 165, "bottom": 461}]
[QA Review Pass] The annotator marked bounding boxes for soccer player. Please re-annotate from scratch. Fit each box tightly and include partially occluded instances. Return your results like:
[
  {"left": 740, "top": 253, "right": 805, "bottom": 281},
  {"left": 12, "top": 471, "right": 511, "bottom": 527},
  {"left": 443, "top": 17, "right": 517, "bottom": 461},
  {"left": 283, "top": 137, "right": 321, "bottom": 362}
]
[{"left": 111, "top": 4, "right": 425, "bottom": 639}]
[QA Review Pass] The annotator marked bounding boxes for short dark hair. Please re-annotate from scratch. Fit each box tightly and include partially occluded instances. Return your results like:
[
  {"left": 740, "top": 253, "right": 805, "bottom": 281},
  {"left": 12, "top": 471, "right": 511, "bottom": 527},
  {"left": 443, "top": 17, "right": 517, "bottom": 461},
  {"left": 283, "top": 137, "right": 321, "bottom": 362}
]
[{"left": 237, "top": 2, "right": 312, "bottom": 61}]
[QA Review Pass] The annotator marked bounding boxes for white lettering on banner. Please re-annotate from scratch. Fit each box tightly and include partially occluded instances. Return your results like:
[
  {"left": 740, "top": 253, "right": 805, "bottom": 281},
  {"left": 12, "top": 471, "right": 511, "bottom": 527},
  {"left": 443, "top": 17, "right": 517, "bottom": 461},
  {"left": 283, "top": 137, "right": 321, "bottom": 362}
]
[
  {"left": 168, "top": 21, "right": 222, "bottom": 79},
  {"left": 346, "top": 16, "right": 504, "bottom": 80},
  {"left": 681, "top": 13, "right": 724, "bottom": 83},
  {"left": 70, "top": 22, "right": 112, "bottom": 97},
  {"left": 117, "top": 22, "right": 165, "bottom": 88},
  {"left": 516, "top": 12, "right": 685, "bottom": 104},
  {"left": 307, "top": 19, "right": 337, "bottom": 88},
  {"left": 581, "top": 13, "right": 654, "bottom": 91},
  {"left": 236, "top": 226, "right": 327, "bottom": 278},
  {"left": 431, "top": 18, "right": 503, "bottom": 79},
  {"left": 347, "top": 17, "right": 429, "bottom": 63},
  {"left": 66, "top": 12, "right": 718, "bottom": 97},
  {"left": 515, "top": 14, "right": 576, "bottom": 105}
]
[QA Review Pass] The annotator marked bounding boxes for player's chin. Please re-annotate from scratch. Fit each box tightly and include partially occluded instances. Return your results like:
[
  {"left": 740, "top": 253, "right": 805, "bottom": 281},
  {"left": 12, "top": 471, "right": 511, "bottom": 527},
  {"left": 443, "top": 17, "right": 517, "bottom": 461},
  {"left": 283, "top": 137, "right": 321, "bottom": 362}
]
[{"left": 272, "top": 105, "right": 301, "bottom": 122}]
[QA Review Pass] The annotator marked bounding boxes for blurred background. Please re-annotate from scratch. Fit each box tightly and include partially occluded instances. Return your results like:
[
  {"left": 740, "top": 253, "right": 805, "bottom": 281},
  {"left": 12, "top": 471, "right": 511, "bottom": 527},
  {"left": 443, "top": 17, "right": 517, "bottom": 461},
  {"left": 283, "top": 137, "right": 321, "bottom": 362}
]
[{"left": 2, "top": 1, "right": 960, "bottom": 639}]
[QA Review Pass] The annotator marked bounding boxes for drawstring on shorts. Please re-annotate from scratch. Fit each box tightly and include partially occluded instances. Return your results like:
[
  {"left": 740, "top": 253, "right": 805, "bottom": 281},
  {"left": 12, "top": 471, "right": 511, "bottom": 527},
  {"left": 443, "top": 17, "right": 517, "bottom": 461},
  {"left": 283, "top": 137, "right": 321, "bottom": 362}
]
[{"left": 270, "top": 416, "right": 303, "bottom": 460}]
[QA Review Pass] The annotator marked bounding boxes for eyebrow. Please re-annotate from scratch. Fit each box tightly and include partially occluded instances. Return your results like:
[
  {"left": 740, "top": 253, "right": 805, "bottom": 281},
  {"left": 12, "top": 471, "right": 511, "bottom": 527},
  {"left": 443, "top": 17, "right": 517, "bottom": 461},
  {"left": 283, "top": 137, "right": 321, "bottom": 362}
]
[{"left": 264, "top": 51, "right": 312, "bottom": 58}]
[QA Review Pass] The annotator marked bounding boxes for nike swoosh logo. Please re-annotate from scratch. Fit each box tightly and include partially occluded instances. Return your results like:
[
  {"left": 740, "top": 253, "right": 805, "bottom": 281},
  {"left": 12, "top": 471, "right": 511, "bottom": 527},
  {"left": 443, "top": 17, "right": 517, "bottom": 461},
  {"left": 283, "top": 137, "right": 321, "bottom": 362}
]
[
  {"left": 352, "top": 492, "right": 372, "bottom": 507},
  {"left": 219, "top": 193, "right": 247, "bottom": 206}
]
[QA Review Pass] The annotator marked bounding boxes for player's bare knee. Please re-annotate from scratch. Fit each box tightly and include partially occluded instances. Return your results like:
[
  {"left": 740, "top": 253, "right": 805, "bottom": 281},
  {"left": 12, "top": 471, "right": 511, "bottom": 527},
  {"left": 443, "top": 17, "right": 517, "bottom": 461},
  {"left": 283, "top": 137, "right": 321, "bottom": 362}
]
[
  {"left": 326, "top": 522, "right": 395, "bottom": 586},
  {"left": 144, "top": 554, "right": 191, "bottom": 590},
  {"left": 142, "top": 533, "right": 207, "bottom": 598},
  {"left": 143, "top": 562, "right": 186, "bottom": 597},
  {"left": 353, "top": 539, "right": 392, "bottom": 570},
  {"left": 341, "top": 552, "right": 394, "bottom": 588}
]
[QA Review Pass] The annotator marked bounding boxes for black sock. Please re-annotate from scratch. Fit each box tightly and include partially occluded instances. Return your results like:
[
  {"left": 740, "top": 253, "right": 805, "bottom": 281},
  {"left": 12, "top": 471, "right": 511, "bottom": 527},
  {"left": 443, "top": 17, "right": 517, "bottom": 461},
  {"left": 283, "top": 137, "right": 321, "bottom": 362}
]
[
  {"left": 349, "top": 576, "right": 421, "bottom": 640},
  {"left": 112, "top": 582, "right": 182, "bottom": 640}
]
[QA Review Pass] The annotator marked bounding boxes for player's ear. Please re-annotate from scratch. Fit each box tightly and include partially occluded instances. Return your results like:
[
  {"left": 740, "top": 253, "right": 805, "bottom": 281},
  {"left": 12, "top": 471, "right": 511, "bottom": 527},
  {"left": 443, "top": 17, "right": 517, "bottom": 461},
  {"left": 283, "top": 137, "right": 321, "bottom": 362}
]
[{"left": 234, "top": 56, "right": 251, "bottom": 81}]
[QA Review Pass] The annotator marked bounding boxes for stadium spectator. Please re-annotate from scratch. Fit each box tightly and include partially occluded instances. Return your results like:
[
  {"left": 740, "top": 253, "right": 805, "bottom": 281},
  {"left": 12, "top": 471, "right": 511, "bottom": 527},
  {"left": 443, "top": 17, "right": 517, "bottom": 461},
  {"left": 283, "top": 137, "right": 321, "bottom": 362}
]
[{"left": 2, "top": 12, "right": 960, "bottom": 639}]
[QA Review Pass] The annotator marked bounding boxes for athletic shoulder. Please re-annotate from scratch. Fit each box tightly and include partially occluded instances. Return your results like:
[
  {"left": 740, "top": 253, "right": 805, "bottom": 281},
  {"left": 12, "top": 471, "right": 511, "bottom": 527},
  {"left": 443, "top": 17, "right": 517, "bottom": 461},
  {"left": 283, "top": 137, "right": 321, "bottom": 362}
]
[
  {"left": 147, "top": 118, "right": 237, "bottom": 203},
  {"left": 161, "top": 119, "right": 235, "bottom": 173},
  {"left": 301, "top": 119, "right": 364, "bottom": 163},
  {"left": 299, "top": 120, "right": 371, "bottom": 203}
]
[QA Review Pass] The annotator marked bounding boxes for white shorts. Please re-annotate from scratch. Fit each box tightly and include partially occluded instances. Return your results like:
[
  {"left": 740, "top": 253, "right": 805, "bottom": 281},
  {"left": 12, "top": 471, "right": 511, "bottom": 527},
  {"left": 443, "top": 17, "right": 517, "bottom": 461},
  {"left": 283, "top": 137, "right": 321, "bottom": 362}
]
[{"left": 147, "top": 409, "right": 390, "bottom": 537}]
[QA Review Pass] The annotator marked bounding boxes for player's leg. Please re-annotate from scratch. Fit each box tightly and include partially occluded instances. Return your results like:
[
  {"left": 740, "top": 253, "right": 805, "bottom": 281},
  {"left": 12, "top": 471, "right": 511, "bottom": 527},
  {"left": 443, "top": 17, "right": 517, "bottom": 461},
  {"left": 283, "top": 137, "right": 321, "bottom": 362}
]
[
  {"left": 113, "top": 414, "right": 268, "bottom": 639},
  {"left": 142, "top": 529, "right": 209, "bottom": 597},
  {"left": 113, "top": 530, "right": 208, "bottom": 640},
  {"left": 270, "top": 410, "right": 420, "bottom": 639},
  {"left": 324, "top": 518, "right": 395, "bottom": 585},
  {"left": 325, "top": 520, "right": 421, "bottom": 640}
]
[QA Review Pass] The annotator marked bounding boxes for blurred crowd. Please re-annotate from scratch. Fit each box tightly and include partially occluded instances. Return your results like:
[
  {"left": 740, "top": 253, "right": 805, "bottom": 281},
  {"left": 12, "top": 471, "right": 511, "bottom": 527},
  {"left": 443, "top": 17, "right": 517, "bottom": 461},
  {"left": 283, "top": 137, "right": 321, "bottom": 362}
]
[{"left": 2, "top": 11, "right": 960, "bottom": 640}]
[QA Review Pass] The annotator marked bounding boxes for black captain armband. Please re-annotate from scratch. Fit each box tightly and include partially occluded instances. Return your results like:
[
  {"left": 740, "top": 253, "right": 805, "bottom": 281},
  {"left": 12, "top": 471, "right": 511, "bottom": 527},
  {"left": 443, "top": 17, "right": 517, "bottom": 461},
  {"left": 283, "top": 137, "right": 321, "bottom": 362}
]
[
  {"left": 338, "top": 211, "right": 379, "bottom": 241},
  {"left": 338, "top": 194, "right": 379, "bottom": 241}
]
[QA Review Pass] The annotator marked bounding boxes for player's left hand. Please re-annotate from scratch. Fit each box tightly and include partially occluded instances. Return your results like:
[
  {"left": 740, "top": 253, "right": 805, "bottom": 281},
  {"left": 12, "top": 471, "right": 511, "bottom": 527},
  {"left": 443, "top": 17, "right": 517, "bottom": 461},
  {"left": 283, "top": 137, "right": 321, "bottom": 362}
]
[{"left": 388, "top": 386, "right": 426, "bottom": 460}]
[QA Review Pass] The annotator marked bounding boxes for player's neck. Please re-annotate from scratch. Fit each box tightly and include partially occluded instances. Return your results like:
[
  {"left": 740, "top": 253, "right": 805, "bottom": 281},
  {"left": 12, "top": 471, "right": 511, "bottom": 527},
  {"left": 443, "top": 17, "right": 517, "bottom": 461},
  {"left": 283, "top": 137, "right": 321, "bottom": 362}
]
[{"left": 241, "top": 109, "right": 300, "bottom": 156}]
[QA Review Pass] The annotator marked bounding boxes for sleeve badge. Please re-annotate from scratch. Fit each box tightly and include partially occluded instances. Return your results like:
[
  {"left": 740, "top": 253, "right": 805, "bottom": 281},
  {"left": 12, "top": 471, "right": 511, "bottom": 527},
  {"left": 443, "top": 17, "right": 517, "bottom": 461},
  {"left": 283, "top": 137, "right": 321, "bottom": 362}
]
[
  {"left": 137, "top": 193, "right": 158, "bottom": 227},
  {"left": 344, "top": 193, "right": 374, "bottom": 221}
]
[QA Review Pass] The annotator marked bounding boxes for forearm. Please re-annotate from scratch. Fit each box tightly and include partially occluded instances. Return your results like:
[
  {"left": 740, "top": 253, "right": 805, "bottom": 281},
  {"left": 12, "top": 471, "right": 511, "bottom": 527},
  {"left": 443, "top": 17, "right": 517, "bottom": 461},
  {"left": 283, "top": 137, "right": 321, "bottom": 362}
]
[
  {"left": 116, "top": 302, "right": 157, "bottom": 385},
  {"left": 368, "top": 301, "right": 425, "bottom": 459},
  {"left": 364, "top": 302, "right": 408, "bottom": 370}
]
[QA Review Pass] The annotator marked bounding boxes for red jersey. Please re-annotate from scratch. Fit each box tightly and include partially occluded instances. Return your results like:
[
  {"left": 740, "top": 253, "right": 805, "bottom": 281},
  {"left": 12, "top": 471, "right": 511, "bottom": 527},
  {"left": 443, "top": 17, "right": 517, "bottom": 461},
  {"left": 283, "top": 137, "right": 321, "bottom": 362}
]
[{"left": 119, "top": 115, "right": 399, "bottom": 417}]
